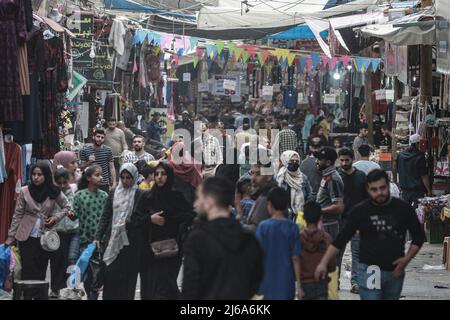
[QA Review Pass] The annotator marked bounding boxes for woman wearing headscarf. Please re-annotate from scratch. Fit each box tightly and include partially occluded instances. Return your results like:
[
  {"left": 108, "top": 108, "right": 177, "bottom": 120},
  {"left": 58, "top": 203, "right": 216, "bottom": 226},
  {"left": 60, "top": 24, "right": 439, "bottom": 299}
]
[
  {"left": 93, "top": 163, "right": 145, "bottom": 300},
  {"left": 6, "top": 161, "right": 72, "bottom": 296},
  {"left": 276, "top": 151, "right": 313, "bottom": 221},
  {"left": 52, "top": 151, "right": 80, "bottom": 184},
  {"left": 135, "top": 161, "right": 195, "bottom": 300},
  {"left": 167, "top": 142, "right": 202, "bottom": 206}
]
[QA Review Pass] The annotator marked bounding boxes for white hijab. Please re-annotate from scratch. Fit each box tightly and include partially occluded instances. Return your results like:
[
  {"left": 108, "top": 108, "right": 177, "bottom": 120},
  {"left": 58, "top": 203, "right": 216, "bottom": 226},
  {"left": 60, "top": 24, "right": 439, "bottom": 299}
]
[
  {"left": 276, "top": 150, "right": 305, "bottom": 213},
  {"left": 103, "top": 163, "right": 139, "bottom": 266}
]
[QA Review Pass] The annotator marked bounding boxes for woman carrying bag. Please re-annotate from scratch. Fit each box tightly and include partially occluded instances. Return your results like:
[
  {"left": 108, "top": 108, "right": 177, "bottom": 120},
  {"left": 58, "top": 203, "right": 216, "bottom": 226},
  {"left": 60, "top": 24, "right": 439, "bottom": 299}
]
[
  {"left": 135, "top": 161, "right": 194, "bottom": 300},
  {"left": 276, "top": 151, "right": 313, "bottom": 221},
  {"left": 5, "top": 161, "right": 72, "bottom": 296},
  {"left": 93, "top": 163, "right": 145, "bottom": 300}
]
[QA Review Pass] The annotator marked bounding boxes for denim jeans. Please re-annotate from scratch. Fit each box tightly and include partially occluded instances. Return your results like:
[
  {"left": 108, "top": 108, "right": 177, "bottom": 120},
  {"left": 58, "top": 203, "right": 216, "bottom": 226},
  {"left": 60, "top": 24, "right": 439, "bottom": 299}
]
[
  {"left": 302, "top": 282, "right": 328, "bottom": 300},
  {"left": 357, "top": 263, "right": 405, "bottom": 300},
  {"left": 351, "top": 233, "right": 360, "bottom": 286}
]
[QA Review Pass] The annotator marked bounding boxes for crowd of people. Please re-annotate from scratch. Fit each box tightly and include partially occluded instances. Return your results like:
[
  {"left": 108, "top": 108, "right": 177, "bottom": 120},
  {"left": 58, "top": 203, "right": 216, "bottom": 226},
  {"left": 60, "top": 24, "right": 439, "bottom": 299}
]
[{"left": 3, "top": 104, "right": 427, "bottom": 300}]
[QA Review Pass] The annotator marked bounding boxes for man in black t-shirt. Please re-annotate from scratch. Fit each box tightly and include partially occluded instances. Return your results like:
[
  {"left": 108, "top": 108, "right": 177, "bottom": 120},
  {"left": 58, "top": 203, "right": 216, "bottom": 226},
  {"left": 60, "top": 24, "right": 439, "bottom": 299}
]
[
  {"left": 338, "top": 147, "right": 368, "bottom": 294},
  {"left": 315, "top": 169, "right": 425, "bottom": 300}
]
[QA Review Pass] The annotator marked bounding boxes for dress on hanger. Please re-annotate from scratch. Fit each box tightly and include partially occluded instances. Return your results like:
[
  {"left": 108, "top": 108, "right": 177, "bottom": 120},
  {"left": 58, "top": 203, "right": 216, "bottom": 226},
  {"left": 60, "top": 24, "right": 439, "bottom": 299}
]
[
  {"left": 0, "top": 141, "right": 23, "bottom": 242},
  {"left": 32, "top": 36, "right": 68, "bottom": 159},
  {"left": 0, "top": 0, "right": 27, "bottom": 122}
]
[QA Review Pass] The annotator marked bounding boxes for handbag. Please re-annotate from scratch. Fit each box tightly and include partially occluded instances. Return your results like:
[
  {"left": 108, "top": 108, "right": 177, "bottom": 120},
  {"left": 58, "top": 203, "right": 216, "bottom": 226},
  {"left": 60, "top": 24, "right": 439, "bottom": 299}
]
[
  {"left": 40, "top": 229, "right": 60, "bottom": 252},
  {"left": 40, "top": 212, "right": 60, "bottom": 252},
  {"left": 150, "top": 239, "right": 179, "bottom": 259}
]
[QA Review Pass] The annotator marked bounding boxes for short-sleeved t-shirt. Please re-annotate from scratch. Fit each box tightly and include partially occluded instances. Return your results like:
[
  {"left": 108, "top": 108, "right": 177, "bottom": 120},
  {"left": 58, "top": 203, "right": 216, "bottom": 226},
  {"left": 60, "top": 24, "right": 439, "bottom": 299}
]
[
  {"left": 316, "top": 166, "right": 344, "bottom": 222},
  {"left": 256, "top": 218, "right": 301, "bottom": 300},
  {"left": 80, "top": 144, "right": 113, "bottom": 186},
  {"left": 72, "top": 189, "right": 109, "bottom": 245}
]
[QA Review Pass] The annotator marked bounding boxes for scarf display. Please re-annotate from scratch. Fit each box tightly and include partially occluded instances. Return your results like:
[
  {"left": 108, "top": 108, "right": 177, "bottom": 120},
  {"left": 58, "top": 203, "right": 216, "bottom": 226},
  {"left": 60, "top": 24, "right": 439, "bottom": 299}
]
[
  {"left": 103, "top": 163, "right": 139, "bottom": 266},
  {"left": 276, "top": 150, "right": 305, "bottom": 213}
]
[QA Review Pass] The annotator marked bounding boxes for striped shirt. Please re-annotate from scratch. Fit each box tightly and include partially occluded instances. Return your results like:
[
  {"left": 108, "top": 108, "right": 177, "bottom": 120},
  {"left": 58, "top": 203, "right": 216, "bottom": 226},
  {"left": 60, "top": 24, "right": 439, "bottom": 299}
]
[{"left": 80, "top": 144, "right": 113, "bottom": 186}]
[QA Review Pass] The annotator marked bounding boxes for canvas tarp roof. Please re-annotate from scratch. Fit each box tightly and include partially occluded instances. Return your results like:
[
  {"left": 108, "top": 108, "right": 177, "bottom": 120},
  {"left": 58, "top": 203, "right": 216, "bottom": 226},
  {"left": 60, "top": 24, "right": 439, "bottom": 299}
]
[
  {"left": 359, "top": 7, "right": 436, "bottom": 45},
  {"left": 197, "top": 0, "right": 379, "bottom": 30}
]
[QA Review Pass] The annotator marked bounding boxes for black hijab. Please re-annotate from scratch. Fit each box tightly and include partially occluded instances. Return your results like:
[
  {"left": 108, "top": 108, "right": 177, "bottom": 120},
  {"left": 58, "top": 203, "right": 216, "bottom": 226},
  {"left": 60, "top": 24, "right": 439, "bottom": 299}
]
[{"left": 28, "top": 161, "right": 61, "bottom": 203}]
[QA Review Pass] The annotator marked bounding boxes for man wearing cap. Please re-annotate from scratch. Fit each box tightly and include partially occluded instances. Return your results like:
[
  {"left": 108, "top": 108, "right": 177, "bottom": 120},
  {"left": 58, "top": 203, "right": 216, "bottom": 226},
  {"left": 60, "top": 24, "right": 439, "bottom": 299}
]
[
  {"left": 315, "top": 146, "right": 345, "bottom": 276},
  {"left": 147, "top": 112, "right": 166, "bottom": 143},
  {"left": 300, "top": 140, "right": 322, "bottom": 199},
  {"left": 397, "top": 133, "right": 431, "bottom": 207},
  {"left": 175, "top": 111, "right": 194, "bottom": 138}
]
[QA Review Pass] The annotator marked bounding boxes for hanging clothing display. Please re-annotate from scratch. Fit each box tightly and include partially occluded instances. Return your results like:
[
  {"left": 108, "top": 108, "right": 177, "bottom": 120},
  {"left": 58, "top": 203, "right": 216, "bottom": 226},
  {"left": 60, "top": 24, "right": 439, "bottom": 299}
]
[
  {"left": 0, "top": 0, "right": 27, "bottom": 122},
  {"left": 33, "top": 36, "right": 68, "bottom": 159},
  {"left": 6, "top": 29, "right": 45, "bottom": 143},
  {"left": 0, "top": 141, "right": 23, "bottom": 243}
]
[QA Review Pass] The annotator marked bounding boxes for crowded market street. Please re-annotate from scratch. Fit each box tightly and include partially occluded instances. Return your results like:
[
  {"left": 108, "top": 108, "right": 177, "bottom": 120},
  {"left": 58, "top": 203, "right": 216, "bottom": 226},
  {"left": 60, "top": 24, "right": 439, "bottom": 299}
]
[{"left": 1, "top": 0, "right": 450, "bottom": 303}]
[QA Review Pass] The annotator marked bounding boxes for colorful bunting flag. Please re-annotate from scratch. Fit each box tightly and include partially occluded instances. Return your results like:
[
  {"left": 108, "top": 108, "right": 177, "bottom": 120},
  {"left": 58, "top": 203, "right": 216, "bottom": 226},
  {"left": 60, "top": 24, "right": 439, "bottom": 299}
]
[
  {"left": 193, "top": 55, "right": 199, "bottom": 68},
  {"left": 242, "top": 50, "right": 249, "bottom": 63},
  {"left": 215, "top": 41, "right": 225, "bottom": 55},
  {"left": 371, "top": 58, "right": 381, "bottom": 72},
  {"left": 311, "top": 53, "right": 320, "bottom": 69}
]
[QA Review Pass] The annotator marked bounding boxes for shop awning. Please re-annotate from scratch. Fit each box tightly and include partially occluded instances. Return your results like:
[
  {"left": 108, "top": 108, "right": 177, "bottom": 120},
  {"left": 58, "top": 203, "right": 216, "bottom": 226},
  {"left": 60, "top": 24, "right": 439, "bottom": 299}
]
[
  {"left": 103, "top": 0, "right": 196, "bottom": 20},
  {"left": 265, "top": 24, "right": 328, "bottom": 40},
  {"left": 197, "top": 0, "right": 379, "bottom": 31},
  {"left": 359, "top": 7, "right": 436, "bottom": 45}
]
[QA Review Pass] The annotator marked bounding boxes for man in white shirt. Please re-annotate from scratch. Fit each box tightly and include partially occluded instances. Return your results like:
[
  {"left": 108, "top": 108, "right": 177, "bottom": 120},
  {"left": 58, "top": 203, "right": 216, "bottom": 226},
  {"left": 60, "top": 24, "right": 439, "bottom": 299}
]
[
  {"left": 124, "top": 135, "right": 154, "bottom": 164},
  {"left": 353, "top": 144, "right": 380, "bottom": 175}
]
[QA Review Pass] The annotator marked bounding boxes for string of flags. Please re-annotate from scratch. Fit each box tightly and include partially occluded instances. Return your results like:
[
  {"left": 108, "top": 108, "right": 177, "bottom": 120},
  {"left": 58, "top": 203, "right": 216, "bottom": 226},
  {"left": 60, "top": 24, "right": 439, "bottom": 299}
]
[{"left": 132, "top": 28, "right": 382, "bottom": 74}]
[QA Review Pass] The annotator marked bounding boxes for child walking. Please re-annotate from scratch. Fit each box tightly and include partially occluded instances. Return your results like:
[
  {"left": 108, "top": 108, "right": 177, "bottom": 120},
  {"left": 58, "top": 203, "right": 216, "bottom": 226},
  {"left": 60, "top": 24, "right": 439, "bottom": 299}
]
[{"left": 300, "top": 200, "right": 336, "bottom": 300}]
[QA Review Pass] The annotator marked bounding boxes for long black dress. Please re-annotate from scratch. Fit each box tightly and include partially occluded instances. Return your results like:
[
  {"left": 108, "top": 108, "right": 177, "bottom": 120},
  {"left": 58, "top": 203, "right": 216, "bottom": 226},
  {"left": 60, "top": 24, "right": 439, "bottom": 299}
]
[
  {"left": 94, "top": 188, "right": 145, "bottom": 300},
  {"left": 135, "top": 162, "right": 194, "bottom": 300}
]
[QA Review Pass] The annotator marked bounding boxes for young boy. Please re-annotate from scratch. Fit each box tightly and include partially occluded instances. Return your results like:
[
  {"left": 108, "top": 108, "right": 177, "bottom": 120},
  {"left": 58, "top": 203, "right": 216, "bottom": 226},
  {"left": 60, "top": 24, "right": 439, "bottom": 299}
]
[
  {"left": 139, "top": 163, "right": 156, "bottom": 190},
  {"left": 256, "top": 187, "right": 302, "bottom": 300},
  {"left": 234, "top": 179, "right": 255, "bottom": 224},
  {"left": 300, "top": 200, "right": 335, "bottom": 300}
]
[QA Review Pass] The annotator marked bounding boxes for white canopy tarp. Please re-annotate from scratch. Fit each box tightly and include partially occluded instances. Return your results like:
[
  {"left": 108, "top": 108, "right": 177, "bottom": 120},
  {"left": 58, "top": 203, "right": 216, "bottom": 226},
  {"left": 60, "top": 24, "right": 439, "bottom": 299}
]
[
  {"left": 197, "top": 0, "right": 380, "bottom": 30},
  {"left": 329, "top": 10, "right": 388, "bottom": 30},
  {"left": 359, "top": 7, "right": 436, "bottom": 45}
]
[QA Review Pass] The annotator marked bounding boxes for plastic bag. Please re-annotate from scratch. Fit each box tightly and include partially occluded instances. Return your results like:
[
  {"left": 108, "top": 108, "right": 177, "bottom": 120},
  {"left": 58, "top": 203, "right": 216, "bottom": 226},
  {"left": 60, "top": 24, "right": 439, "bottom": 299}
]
[
  {"left": 11, "top": 246, "right": 21, "bottom": 281},
  {"left": 74, "top": 243, "right": 96, "bottom": 280},
  {"left": 0, "top": 245, "right": 11, "bottom": 290},
  {"left": 83, "top": 250, "right": 105, "bottom": 291},
  {"left": 328, "top": 268, "right": 339, "bottom": 300},
  {"left": 295, "top": 211, "right": 307, "bottom": 230}
]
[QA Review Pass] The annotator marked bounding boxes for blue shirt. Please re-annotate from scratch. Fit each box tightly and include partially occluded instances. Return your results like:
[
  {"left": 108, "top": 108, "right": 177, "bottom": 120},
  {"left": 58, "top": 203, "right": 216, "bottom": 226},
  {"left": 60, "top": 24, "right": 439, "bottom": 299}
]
[
  {"left": 148, "top": 120, "right": 164, "bottom": 142},
  {"left": 256, "top": 219, "right": 301, "bottom": 300}
]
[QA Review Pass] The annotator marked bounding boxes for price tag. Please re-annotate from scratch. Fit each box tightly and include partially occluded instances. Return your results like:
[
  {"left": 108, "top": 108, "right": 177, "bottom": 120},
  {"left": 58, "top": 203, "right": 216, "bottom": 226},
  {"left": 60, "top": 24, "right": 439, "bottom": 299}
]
[
  {"left": 183, "top": 73, "right": 191, "bottom": 82},
  {"left": 375, "top": 89, "right": 386, "bottom": 100},
  {"left": 385, "top": 89, "right": 394, "bottom": 101},
  {"left": 198, "top": 82, "right": 209, "bottom": 92},
  {"left": 223, "top": 79, "right": 236, "bottom": 91},
  {"left": 323, "top": 94, "right": 337, "bottom": 104},
  {"left": 262, "top": 85, "right": 273, "bottom": 97}
]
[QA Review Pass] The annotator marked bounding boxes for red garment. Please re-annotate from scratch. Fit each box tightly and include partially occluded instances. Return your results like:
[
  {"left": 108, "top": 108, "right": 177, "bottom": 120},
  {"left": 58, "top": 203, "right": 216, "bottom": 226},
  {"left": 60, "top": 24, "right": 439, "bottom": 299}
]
[
  {"left": 0, "top": 142, "right": 23, "bottom": 242},
  {"left": 168, "top": 142, "right": 203, "bottom": 188}
]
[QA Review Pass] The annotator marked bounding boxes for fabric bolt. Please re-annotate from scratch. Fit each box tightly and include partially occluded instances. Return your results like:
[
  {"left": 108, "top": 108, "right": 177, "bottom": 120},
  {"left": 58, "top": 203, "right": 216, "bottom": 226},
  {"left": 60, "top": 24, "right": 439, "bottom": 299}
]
[{"left": 0, "top": 0, "right": 27, "bottom": 122}]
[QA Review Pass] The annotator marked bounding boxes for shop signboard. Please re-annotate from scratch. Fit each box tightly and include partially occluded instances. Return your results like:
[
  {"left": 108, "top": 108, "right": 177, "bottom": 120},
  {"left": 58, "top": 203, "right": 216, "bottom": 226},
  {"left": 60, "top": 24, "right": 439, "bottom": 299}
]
[
  {"left": 323, "top": 93, "right": 337, "bottom": 104},
  {"left": 262, "top": 86, "right": 273, "bottom": 97},
  {"left": 436, "top": 12, "right": 450, "bottom": 75},
  {"left": 375, "top": 89, "right": 386, "bottom": 100},
  {"left": 68, "top": 12, "right": 114, "bottom": 88},
  {"left": 198, "top": 82, "right": 209, "bottom": 92},
  {"left": 183, "top": 73, "right": 191, "bottom": 82},
  {"left": 212, "top": 75, "right": 241, "bottom": 97}
]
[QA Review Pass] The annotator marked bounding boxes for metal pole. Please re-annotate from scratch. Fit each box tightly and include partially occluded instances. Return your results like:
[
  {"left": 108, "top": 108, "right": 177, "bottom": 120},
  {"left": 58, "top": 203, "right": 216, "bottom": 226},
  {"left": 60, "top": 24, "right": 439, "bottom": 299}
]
[
  {"left": 365, "top": 65, "right": 374, "bottom": 145},
  {"left": 392, "top": 76, "right": 399, "bottom": 183}
]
